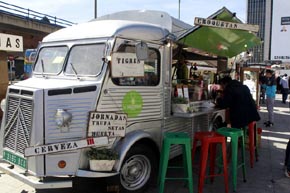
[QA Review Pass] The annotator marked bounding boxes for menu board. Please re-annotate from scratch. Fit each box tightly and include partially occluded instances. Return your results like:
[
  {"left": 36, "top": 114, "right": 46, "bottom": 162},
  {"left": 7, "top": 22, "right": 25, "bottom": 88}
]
[{"left": 88, "top": 112, "right": 127, "bottom": 137}]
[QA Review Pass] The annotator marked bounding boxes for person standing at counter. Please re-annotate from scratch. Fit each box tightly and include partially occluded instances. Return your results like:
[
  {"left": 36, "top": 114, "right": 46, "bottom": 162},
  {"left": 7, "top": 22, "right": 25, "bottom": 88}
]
[{"left": 216, "top": 76, "right": 260, "bottom": 128}]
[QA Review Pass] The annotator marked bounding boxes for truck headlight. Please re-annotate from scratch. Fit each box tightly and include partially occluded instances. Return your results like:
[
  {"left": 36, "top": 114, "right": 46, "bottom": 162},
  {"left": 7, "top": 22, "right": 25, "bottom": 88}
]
[
  {"left": 55, "top": 109, "right": 72, "bottom": 128},
  {"left": 0, "top": 99, "right": 6, "bottom": 112}
]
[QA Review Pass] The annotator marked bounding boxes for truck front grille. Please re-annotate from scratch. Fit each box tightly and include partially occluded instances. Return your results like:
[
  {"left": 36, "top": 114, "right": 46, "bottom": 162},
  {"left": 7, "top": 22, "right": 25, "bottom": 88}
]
[{"left": 4, "top": 95, "right": 33, "bottom": 154}]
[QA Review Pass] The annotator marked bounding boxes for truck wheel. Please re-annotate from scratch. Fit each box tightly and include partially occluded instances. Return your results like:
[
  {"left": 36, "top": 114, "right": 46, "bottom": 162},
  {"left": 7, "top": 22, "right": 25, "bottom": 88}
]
[{"left": 120, "top": 145, "right": 157, "bottom": 193}]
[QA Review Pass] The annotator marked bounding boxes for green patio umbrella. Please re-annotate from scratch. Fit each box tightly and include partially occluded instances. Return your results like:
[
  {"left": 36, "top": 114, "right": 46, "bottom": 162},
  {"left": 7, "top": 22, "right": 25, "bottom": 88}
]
[{"left": 178, "top": 7, "right": 262, "bottom": 58}]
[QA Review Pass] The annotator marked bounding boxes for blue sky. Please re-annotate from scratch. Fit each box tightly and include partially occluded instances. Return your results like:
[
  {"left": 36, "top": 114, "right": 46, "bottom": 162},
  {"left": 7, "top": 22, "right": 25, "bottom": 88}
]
[{"left": 7, "top": 0, "right": 246, "bottom": 24}]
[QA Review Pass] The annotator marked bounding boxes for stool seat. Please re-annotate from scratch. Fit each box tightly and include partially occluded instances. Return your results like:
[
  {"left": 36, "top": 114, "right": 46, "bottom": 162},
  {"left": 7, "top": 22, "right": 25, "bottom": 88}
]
[
  {"left": 192, "top": 131, "right": 229, "bottom": 193},
  {"left": 217, "top": 127, "right": 247, "bottom": 192},
  {"left": 158, "top": 132, "right": 193, "bottom": 193},
  {"left": 164, "top": 132, "right": 191, "bottom": 143},
  {"left": 217, "top": 127, "right": 243, "bottom": 136},
  {"left": 194, "top": 131, "right": 225, "bottom": 142}
]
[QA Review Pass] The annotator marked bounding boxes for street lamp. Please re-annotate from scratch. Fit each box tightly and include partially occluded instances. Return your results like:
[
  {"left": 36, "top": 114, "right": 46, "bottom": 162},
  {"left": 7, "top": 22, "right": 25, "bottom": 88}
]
[
  {"left": 94, "top": 0, "right": 98, "bottom": 18},
  {"left": 178, "top": 0, "right": 180, "bottom": 19}
]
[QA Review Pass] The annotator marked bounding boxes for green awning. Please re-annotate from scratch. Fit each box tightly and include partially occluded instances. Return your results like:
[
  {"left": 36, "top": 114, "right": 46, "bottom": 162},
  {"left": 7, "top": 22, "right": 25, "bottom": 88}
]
[{"left": 178, "top": 7, "right": 262, "bottom": 58}]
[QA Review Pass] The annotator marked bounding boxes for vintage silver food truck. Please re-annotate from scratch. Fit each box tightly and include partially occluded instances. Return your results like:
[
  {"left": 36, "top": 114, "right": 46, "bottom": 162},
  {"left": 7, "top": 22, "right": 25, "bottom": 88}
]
[{"left": 0, "top": 10, "right": 226, "bottom": 192}]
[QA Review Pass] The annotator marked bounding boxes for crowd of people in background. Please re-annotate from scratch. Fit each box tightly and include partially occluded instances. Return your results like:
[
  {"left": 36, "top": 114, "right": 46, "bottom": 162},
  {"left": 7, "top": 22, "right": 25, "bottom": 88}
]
[
  {"left": 279, "top": 73, "right": 289, "bottom": 104},
  {"left": 260, "top": 69, "right": 290, "bottom": 105},
  {"left": 259, "top": 68, "right": 290, "bottom": 178}
]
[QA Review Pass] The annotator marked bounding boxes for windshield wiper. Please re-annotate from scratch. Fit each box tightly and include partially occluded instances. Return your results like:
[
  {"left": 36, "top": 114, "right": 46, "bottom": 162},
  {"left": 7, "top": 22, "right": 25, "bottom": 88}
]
[
  {"left": 70, "top": 63, "right": 80, "bottom": 80},
  {"left": 41, "top": 59, "right": 45, "bottom": 77}
]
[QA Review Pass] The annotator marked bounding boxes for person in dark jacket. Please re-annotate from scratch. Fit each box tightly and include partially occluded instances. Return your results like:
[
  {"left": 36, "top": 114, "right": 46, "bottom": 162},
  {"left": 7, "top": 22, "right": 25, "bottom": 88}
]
[
  {"left": 216, "top": 76, "right": 261, "bottom": 128},
  {"left": 285, "top": 139, "right": 290, "bottom": 177}
]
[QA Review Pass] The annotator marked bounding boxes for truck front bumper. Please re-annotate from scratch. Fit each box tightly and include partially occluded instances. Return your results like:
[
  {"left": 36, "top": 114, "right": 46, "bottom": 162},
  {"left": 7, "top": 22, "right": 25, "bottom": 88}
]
[
  {"left": 0, "top": 161, "right": 72, "bottom": 189},
  {"left": 0, "top": 160, "right": 119, "bottom": 189}
]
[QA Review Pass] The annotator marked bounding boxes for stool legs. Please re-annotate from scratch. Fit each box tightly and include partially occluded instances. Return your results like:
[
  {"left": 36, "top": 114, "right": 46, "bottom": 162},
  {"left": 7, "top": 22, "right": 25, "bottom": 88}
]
[
  {"left": 217, "top": 127, "right": 247, "bottom": 192},
  {"left": 193, "top": 132, "right": 229, "bottom": 193},
  {"left": 248, "top": 126, "right": 255, "bottom": 168},
  {"left": 199, "top": 140, "right": 210, "bottom": 193},
  {"left": 159, "top": 141, "right": 170, "bottom": 193},
  {"left": 192, "top": 136, "right": 198, "bottom": 164},
  {"left": 247, "top": 122, "right": 259, "bottom": 168},
  {"left": 209, "top": 144, "right": 217, "bottom": 183},
  {"left": 158, "top": 132, "right": 193, "bottom": 193},
  {"left": 254, "top": 128, "right": 259, "bottom": 162},
  {"left": 230, "top": 135, "right": 246, "bottom": 192},
  {"left": 241, "top": 133, "right": 247, "bottom": 183},
  {"left": 221, "top": 140, "right": 229, "bottom": 193},
  {"left": 231, "top": 136, "right": 238, "bottom": 192},
  {"left": 184, "top": 143, "right": 194, "bottom": 193}
]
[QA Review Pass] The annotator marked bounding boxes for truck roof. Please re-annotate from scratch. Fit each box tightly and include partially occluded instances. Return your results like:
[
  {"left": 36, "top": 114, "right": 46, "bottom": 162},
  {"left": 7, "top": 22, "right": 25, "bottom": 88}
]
[
  {"left": 95, "top": 10, "right": 192, "bottom": 37},
  {"left": 43, "top": 10, "right": 192, "bottom": 43}
]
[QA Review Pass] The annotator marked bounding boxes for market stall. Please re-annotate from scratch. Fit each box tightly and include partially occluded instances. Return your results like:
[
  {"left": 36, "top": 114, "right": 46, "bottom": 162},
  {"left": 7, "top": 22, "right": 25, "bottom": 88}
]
[{"left": 170, "top": 7, "right": 261, "bottom": 126}]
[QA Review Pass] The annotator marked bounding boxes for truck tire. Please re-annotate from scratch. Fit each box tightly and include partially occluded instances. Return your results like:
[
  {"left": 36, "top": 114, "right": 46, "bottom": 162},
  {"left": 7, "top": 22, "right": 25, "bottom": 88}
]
[{"left": 120, "top": 144, "right": 157, "bottom": 193}]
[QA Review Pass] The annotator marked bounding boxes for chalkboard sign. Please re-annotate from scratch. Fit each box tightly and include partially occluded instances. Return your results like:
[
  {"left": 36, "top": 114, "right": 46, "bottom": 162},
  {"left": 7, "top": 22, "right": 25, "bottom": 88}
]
[{"left": 88, "top": 112, "right": 127, "bottom": 137}]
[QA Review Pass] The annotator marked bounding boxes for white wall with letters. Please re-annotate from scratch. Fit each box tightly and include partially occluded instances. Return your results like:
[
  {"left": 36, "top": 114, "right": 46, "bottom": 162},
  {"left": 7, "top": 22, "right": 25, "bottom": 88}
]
[
  {"left": 271, "top": 0, "right": 290, "bottom": 62},
  {"left": 0, "top": 33, "right": 23, "bottom": 52}
]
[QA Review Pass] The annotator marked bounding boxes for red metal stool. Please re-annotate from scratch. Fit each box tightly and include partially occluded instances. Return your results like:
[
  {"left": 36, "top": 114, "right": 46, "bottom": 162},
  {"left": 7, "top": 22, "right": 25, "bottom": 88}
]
[
  {"left": 246, "top": 122, "right": 259, "bottom": 168},
  {"left": 192, "top": 131, "right": 229, "bottom": 193}
]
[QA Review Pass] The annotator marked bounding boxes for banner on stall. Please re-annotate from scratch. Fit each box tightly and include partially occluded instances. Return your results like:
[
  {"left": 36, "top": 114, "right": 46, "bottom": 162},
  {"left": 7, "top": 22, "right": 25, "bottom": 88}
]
[{"left": 194, "top": 17, "right": 259, "bottom": 32}]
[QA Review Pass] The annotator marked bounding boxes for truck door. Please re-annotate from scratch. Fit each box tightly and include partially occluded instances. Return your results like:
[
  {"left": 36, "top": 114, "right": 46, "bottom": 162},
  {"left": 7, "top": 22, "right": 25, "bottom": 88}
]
[{"left": 97, "top": 38, "right": 163, "bottom": 138}]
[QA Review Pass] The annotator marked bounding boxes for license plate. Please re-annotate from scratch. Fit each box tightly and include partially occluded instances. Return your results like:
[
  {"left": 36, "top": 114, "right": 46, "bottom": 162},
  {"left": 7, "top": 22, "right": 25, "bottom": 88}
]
[{"left": 3, "top": 150, "right": 27, "bottom": 169}]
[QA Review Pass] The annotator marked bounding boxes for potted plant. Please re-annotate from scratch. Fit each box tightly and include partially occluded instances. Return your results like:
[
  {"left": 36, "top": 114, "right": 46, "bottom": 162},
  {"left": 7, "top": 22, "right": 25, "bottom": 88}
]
[
  {"left": 87, "top": 148, "right": 119, "bottom": 171},
  {"left": 171, "top": 97, "right": 190, "bottom": 113}
]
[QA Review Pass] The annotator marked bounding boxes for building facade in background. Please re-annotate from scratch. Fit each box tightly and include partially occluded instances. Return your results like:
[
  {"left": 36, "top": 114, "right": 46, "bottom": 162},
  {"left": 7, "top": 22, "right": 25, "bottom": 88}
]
[
  {"left": 247, "top": 0, "right": 271, "bottom": 65},
  {"left": 270, "top": 0, "right": 290, "bottom": 66},
  {"left": 247, "top": 0, "right": 290, "bottom": 67}
]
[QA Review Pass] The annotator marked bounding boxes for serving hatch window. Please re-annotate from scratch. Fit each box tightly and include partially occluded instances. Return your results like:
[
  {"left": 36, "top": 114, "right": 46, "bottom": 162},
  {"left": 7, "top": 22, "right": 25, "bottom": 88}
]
[
  {"left": 111, "top": 41, "right": 160, "bottom": 86},
  {"left": 34, "top": 46, "right": 68, "bottom": 74},
  {"left": 65, "top": 44, "right": 105, "bottom": 76}
]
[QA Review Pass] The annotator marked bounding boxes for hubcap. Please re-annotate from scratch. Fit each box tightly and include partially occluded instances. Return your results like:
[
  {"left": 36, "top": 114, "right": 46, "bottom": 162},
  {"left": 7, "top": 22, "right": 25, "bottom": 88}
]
[{"left": 120, "top": 154, "right": 151, "bottom": 191}]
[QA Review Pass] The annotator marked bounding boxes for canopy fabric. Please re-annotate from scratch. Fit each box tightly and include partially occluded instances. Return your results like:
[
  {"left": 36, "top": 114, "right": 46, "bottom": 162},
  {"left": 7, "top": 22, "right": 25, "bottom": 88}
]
[{"left": 178, "top": 7, "right": 261, "bottom": 58}]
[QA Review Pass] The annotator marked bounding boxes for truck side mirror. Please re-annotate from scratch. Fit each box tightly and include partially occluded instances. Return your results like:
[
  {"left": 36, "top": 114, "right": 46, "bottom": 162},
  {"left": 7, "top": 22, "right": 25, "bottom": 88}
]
[{"left": 135, "top": 42, "right": 148, "bottom": 60}]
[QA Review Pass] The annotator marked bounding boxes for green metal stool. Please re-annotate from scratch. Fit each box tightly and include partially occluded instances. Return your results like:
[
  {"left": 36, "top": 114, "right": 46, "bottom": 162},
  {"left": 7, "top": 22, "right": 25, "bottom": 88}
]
[
  {"left": 217, "top": 127, "right": 246, "bottom": 192},
  {"left": 158, "top": 132, "right": 193, "bottom": 193}
]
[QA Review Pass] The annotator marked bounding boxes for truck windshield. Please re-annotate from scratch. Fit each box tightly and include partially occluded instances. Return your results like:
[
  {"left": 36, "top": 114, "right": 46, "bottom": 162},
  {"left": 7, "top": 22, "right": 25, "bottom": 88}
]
[
  {"left": 65, "top": 44, "right": 105, "bottom": 76},
  {"left": 34, "top": 46, "right": 68, "bottom": 74}
]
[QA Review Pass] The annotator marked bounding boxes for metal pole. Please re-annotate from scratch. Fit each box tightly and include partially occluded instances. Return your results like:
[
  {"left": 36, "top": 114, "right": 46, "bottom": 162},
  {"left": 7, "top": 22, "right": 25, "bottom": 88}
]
[
  {"left": 178, "top": 0, "right": 180, "bottom": 19},
  {"left": 94, "top": 0, "right": 97, "bottom": 18}
]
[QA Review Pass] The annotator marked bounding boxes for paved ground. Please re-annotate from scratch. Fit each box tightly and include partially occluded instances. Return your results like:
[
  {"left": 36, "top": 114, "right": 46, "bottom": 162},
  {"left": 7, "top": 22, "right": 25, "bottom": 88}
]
[{"left": 0, "top": 94, "right": 289, "bottom": 193}]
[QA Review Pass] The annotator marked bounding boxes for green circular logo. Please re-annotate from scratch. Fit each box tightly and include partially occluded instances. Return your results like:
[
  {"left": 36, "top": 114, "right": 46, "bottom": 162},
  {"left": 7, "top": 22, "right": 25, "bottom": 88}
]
[{"left": 122, "top": 90, "right": 143, "bottom": 118}]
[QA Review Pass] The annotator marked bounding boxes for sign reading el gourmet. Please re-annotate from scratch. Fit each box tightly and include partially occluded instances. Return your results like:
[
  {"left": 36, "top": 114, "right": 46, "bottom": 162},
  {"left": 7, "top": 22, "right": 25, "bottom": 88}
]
[
  {"left": 194, "top": 17, "right": 259, "bottom": 33},
  {"left": 88, "top": 112, "right": 127, "bottom": 137},
  {"left": 0, "top": 33, "right": 23, "bottom": 52}
]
